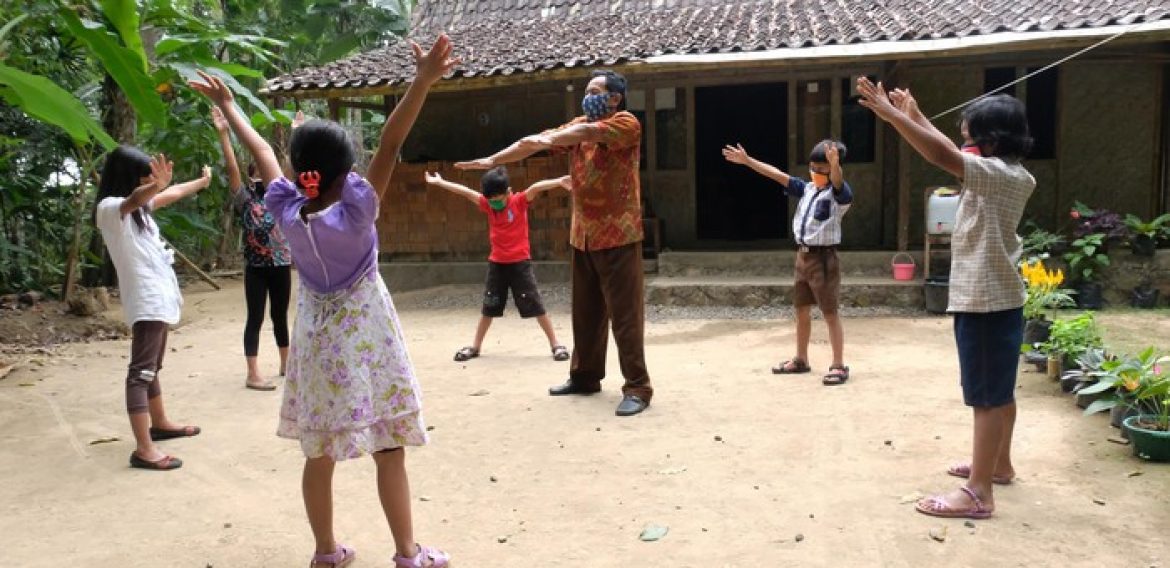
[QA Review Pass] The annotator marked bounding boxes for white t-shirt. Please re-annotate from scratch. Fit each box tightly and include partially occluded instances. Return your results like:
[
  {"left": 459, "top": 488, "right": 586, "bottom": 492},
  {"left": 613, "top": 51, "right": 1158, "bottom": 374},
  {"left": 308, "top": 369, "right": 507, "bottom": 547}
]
[{"left": 96, "top": 197, "right": 182, "bottom": 325}]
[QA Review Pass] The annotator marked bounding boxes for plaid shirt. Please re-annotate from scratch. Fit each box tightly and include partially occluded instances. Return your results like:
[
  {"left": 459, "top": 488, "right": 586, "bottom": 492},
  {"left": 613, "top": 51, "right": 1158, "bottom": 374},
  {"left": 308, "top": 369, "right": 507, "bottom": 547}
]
[
  {"left": 947, "top": 153, "right": 1036, "bottom": 313},
  {"left": 548, "top": 112, "right": 644, "bottom": 251},
  {"left": 786, "top": 177, "right": 853, "bottom": 246}
]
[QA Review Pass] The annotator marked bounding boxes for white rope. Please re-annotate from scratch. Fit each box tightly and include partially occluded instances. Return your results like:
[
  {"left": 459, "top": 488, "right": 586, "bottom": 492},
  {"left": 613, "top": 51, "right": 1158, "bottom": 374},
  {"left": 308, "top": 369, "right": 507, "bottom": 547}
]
[{"left": 929, "top": 20, "right": 1150, "bottom": 120}]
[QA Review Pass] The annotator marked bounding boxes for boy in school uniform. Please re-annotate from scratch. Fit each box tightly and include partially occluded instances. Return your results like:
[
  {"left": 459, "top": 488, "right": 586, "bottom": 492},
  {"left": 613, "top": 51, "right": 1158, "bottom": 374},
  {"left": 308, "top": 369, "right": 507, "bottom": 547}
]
[
  {"left": 425, "top": 167, "right": 571, "bottom": 362},
  {"left": 723, "top": 140, "right": 854, "bottom": 385}
]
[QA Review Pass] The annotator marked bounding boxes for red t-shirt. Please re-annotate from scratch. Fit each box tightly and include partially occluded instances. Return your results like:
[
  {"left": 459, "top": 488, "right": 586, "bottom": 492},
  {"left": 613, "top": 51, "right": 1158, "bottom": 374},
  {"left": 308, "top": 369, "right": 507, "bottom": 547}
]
[{"left": 477, "top": 193, "right": 531, "bottom": 263}]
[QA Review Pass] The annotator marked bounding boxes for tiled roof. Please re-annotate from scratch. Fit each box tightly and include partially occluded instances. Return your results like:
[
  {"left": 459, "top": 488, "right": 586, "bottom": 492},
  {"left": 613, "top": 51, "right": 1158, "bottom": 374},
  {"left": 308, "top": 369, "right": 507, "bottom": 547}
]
[{"left": 265, "top": 0, "right": 1170, "bottom": 96}]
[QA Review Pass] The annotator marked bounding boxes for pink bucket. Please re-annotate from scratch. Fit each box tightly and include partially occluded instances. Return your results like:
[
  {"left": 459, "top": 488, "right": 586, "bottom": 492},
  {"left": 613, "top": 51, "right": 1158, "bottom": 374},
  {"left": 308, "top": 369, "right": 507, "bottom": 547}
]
[{"left": 891, "top": 252, "right": 916, "bottom": 281}]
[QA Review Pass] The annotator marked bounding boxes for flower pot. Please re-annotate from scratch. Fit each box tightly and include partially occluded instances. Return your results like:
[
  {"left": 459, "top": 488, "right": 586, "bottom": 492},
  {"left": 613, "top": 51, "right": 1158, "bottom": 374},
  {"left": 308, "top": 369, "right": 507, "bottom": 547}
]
[
  {"left": 1059, "top": 370, "right": 1088, "bottom": 394},
  {"left": 1076, "top": 389, "right": 1108, "bottom": 409},
  {"left": 1076, "top": 282, "right": 1104, "bottom": 310},
  {"left": 1131, "top": 287, "right": 1160, "bottom": 309},
  {"left": 1046, "top": 355, "right": 1061, "bottom": 381},
  {"left": 1023, "top": 350, "right": 1047, "bottom": 372},
  {"left": 1130, "top": 234, "right": 1157, "bottom": 257},
  {"left": 1122, "top": 415, "right": 1170, "bottom": 462},
  {"left": 1023, "top": 319, "right": 1052, "bottom": 345}
]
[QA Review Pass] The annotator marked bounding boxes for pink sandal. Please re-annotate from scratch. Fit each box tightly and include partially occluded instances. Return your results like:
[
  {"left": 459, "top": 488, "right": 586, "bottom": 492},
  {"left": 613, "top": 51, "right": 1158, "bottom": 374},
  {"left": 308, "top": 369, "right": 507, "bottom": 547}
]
[
  {"left": 394, "top": 544, "right": 450, "bottom": 567},
  {"left": 915, "top": 486, "right": 993, "bottom": 520},
  {"left": 310, "top": 544, "right": 355, "bottom": 567}
]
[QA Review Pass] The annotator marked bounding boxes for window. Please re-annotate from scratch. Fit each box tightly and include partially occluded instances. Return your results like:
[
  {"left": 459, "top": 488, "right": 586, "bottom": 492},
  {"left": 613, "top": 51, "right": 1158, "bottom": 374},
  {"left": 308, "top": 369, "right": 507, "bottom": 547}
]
[
  {"left": 841, "top": 78, "right": 875, "bottom": 163},
  {"left": 984, "top": 67, "right": 1017, "bottom": 97},
  {"left": 1025, "top": 67, "right": 1058, "bottom": 159},
  {"left": 796, "top": 79, "right": 831, "bottom": 163},
  {"left": 655, "top": 88, "right": 687, "bottom": 170}
]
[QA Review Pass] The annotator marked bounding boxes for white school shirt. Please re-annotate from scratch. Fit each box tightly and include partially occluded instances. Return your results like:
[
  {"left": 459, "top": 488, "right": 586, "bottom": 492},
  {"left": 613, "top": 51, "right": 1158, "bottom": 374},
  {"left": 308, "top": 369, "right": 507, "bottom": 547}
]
[
  {"left": 96, "top": 197, "right": 183, "bottom": 325},
  {"left": 786, "top": 176, "right": 854, "bottom": 246}
]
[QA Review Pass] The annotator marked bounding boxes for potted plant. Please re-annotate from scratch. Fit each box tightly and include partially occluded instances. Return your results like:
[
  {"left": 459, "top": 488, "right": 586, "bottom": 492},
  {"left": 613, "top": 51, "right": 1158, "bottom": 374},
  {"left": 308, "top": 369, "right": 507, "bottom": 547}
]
[
  {"left": 1059, "top": 347, "right": 1110, "bottom": 395},
  {"left": 1131, "top": 277, "right": 1160, "bottom": 309},
  {"left": 1070, "top": 201, "right": 1130, "bottom": 243},
  {"left": 1063, "top": 233, "right": 1110, "bottom": 309},
  {"left": 1019, "top": 259, "right": 1076, "bottom": 345},
  {"left": 1123, "top": 213, "right": 1170, "bottom": 257},
  {"left": 1021, "top": 222, "right": 1067, "bottom": 259},
  {"left": 1039, "top": 312, "right": 1103, "bottom": 397},
  {"left": 1084, "top": 348, "right": 1170, "bottom": 460},
  {"left": 1080, "top": 348, "right": 1162, "bottom": 433}
]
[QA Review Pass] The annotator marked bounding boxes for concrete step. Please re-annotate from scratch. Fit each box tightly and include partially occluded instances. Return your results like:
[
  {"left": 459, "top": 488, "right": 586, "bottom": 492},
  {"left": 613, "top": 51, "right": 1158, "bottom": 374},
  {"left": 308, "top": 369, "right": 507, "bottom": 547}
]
[
  {"left": 646, "top": 275, "right": 928, "bottom": 309},
  {"left": 656, "top": 250, "right": 927, "bottom": 279}
]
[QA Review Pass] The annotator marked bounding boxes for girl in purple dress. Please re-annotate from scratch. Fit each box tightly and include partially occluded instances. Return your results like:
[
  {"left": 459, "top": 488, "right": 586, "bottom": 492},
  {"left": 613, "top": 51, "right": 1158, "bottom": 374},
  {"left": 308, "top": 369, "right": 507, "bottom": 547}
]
[{"left": 192, "top": 35, "right": 457, "bottom": 568}]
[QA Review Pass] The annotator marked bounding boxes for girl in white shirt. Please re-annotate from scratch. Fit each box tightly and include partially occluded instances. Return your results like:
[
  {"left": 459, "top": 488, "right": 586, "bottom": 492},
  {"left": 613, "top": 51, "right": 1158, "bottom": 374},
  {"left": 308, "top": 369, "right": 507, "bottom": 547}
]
[{"left": 94, "top": 145, "right": 211, "bottom": 471}]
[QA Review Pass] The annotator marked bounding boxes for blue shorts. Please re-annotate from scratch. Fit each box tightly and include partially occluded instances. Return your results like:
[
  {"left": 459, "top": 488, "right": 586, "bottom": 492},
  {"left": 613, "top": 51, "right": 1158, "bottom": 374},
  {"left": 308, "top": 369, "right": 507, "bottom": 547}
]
[{"left": 953, "top": 308, "right": 1024, "bottom": 407}]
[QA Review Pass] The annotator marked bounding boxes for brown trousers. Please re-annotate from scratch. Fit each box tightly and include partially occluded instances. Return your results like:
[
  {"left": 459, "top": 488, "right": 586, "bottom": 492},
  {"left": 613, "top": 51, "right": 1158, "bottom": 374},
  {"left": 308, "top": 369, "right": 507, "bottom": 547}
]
[
  {"left": 126, "top": 320, "right": 168, "bottom": 414},
  {"left": 568, "top": 242, "right": 653, "bottom": 401}
]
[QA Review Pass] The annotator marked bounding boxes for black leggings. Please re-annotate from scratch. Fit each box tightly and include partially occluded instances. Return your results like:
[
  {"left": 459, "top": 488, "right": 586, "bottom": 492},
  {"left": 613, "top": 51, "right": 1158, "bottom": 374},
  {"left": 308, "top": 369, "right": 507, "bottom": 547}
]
[{"left": 244, "top": 265, "right": 291, "bottom": 357}]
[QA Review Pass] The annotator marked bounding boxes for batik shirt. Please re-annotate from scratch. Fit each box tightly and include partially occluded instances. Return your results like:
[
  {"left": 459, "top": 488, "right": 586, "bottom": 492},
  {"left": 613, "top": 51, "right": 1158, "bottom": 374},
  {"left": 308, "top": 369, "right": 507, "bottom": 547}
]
[{"left": 234, "top": 183, "right": 292, "bottom": 267}]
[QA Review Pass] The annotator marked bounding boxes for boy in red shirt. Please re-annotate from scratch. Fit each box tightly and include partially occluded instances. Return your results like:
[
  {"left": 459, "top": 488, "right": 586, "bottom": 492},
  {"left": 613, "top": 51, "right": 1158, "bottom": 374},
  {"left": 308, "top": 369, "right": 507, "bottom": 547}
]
[{"left": 425, "top": 167, "right": 571, "bottom": 362}]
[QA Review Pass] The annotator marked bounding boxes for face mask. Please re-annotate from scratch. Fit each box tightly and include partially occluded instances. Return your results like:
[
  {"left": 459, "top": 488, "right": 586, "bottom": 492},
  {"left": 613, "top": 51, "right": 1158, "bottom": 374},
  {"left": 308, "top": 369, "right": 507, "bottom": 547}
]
[
  {"left": 960, "top": 143, "right": 982, "bottom": 156},
  {"left": 489, "top": 197, "right": 507, "bottom": 211},
  {"left": 810, "top": 172, "right": 830, "bottom": 187},
  {"left": 582, "top": 93, "right": 610, "bottom": 121}
]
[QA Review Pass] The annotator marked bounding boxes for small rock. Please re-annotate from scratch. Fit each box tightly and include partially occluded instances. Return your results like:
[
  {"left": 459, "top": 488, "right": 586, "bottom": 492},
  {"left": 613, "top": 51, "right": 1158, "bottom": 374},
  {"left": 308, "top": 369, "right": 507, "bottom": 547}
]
[
  {"left": 701, "top": 527, "right": 708, "bottom": 532},
  {"left": 929, "top": 526, "right": 947, "bottom": 542},
  {"left": 714, "top": 435, "right": 723, "bottom": 442},
  {"left": 469, "top": 389, "right": 490, "bottom": 396},
  {"left": 963, "top": 521, "right": 975, "bottom": 529},
  {"left": 883, "top": 440, "right": 893, "bottom": 446},
  {"left": 426, "top": 426, "right": 435, "bottom": 431},
  {"left": 497, "top": 536, "right": 508, "bottom": 544},
  {"left": 809, "top": 514, "right": 815, "bottom": 519},
  {"left": 639, "top": 524, "right": 669, "bottom": 542},
  {"left": 223, "top": 523, "right": 232, "bottom": 529},
  {"left": 596, "top": 427, "right": 601, "bottom": 431},
  {"left": 794, "top": 533, "right": 805, "bottom": 543},
  {"left": 419, "top": 496, "right": 432, "bottom": 502},
  {"left": 1128, "top": 470, "right": 1143, "bottom": 478},
  {"left": 1092, "top": 498, "right": 1106, "bottom": 506},
  {"left": 490, "top": 475, "right": 498, "bottom": 483},
  {"left": 753, "top": 485, "right": 759, "bottom": 490},
  {"left": 1107, "top": 436, "right": 1131, "bottom": 446},
  {"left": 899, "top": 491, "right": 924, "bottom": 504},
  {"left": 934, "top": 435, "right": 941, "bottom": 440},
  {"left": 88, "top": 436, "right": 120, "bottom": 445}
]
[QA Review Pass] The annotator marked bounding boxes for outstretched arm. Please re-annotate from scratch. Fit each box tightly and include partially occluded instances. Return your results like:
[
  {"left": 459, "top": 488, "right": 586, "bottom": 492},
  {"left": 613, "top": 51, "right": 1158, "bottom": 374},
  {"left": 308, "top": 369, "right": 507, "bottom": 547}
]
[
  {"left": 858, "top": 78, "right": 964, "bottom": 178},
  {"left": 366, "top": 35, "right": 459, "bottom": 199},
  {"left": 190, "top": 71, "right": 282, "bottom": 186},
  {"left": 890, "top": 88, "right": 961, "bottom": 159},
  {"left": 722, "top": 143, "right": 791, "bottom": 186},
  {"left": 152, "top": 165, "right": 212, "bottom": 210},
  {"left": 424, "top": 171, "right": 480, "bottom": 205},
  {"left": 524, "top": 175, "right": 572, "bottom": 202},
  {"left": 118, "top": 154, "right": 172, "bottom": 216},
  {"left": 455, "top": 134, "right": 552, "bottom": 170},
  {"left": 211, "top": 106, "right": 243, "bottom": 193}
]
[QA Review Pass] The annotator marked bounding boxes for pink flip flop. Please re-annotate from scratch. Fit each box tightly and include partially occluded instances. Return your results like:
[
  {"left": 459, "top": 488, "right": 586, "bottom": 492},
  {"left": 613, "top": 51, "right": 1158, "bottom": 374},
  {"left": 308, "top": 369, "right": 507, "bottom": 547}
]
[
  {"left": 394, "top": 544, "right": 450, "bottom": 567},
  {"left": 310, "top": 544, "right": 355, "bottom": 568},
  {"left": 915, "top": 486, "right": 994, "bottom": 520},
  {"left": 947, "top": 463, "right": 1014, "bottom": 485}
]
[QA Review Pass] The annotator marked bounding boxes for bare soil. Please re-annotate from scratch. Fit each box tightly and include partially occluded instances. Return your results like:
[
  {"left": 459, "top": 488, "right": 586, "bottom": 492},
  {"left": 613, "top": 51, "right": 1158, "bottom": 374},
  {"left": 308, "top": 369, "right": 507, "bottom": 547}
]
[{"left": 0, "top": 279, "right": 1167, "bottom": 567}]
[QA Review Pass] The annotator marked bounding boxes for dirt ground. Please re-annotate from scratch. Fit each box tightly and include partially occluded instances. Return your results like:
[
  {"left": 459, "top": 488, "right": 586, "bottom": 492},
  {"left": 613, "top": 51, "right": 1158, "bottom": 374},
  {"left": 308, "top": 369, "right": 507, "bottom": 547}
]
[{"left": 1, "top": 278, "right": 1167, "bottom": 568}]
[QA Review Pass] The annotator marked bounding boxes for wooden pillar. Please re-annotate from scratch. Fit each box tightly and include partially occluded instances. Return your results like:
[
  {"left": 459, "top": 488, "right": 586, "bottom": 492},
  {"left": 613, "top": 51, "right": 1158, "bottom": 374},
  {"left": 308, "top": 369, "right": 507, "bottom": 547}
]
[
  {"left": 328, "top": 98, "right": 341, "bottom": 122},
  {"left": 885, "top": 61, "right": 911, "bottom": 252}
]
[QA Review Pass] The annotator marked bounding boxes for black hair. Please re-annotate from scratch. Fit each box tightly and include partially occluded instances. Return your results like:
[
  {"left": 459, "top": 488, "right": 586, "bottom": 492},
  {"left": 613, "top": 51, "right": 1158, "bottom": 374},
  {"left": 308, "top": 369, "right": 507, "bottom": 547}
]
[
  {"left": 94, "top": 145, "right": 153, "bottom": 232},
  {"left": 289, "top": 119, "right": 356, "bottom": 197},
  {"left": 961, "top": 94, "right": 1033, "bottom": 160},
  {"left": 480, "top": 166, "right": 509, "bottom": 198},
  {"left": 808, "top": 139, "right": 847, "bottom": 164},
  {"left": 590, "top": 69, "right": 628, "bottom": 111}
]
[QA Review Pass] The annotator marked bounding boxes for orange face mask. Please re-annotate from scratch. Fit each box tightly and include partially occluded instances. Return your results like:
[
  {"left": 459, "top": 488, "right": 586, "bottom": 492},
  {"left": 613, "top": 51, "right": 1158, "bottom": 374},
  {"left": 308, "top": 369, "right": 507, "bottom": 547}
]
[{"left": 810, "top": 172, "right": 831, "bottom": 187}]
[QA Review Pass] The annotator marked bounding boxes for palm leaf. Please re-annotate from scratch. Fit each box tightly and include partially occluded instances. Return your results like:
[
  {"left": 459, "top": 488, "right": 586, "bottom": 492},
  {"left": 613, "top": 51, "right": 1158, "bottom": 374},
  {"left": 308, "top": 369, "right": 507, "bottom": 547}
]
[{"left": 0, "top": 63, "right": 116, "bottom": 149}]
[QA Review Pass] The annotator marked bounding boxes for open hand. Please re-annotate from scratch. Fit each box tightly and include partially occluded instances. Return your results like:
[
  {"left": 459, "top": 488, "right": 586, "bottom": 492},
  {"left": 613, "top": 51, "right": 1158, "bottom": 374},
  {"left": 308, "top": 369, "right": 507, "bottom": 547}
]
[
  {"left": 825, "top": 143, "right": 840, "bottom": 166},
  {"left": 424, "top": 171, "right": 443, "bottom": 185},
  {"left": 413, "top": 34, "right": 460, "bottom": 86},
  {"left": 292, "top": 110, "right": 306, "bottom": 129},
  {"left": 189, "top": 70, "right": 234, "bottom": 107},
  {"left": 211, "top": 106, "right": 229, "bottom": 133},
  {"left": 856, "top": 77, "right": 899, "bottom": 121},
  {"left": 889, "top": 88, "right": 921, "bottom": 118},
  {"left": 557, "top": 175, "right": 573, "bottom": 191},
  {"left": 200, "top": 165, "right": 212, "bottom": 183},
  {"left": 454, "top": 158, "right": 493, "bottom": 171},
  {"left": 150, "top": 154, "right": 174, "bottom": 189},
  {"left": 721, "top": 143, "right": 750, "bottom": 165}
]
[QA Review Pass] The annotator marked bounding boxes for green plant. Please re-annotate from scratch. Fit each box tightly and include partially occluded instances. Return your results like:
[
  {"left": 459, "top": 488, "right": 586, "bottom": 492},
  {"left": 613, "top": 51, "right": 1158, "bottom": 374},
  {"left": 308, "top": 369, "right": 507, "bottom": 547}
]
[
  {"left": 1021, "top": 223, "right": 1066, "bottom": 261},
  {"left": 1082, "top": 347, "right": 1170, "bottom": 431},
  {"left": 1124, "top": 213, "right": 1170, "bottom": 240},
  {"left": 1040, "top": 312, "right": 1103, "bottom": 363},
  {"left": 1020, "top": 260, "right": 1076, "bottom": 321},
  {"left": 1063, "top": 233, "right": 1111, "bottom": 283}
]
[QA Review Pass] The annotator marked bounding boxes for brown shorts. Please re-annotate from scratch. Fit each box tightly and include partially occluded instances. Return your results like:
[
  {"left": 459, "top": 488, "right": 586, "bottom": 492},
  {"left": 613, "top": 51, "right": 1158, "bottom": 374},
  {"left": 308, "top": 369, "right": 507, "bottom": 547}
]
[{"left": 792, "top": 247, "right": 841, "bottom": 314}]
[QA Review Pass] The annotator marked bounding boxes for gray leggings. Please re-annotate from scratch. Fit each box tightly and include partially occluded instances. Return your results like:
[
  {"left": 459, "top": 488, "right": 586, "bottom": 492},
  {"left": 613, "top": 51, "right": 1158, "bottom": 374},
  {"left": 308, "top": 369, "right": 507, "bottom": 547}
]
[{"left": 126, "top": 321, "right": 168, "bottom": 414}]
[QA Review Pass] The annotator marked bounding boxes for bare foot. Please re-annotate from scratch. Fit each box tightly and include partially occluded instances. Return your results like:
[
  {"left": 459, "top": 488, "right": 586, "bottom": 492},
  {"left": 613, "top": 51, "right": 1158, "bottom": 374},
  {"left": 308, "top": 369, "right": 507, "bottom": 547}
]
[
  {"left": 245, "top": 376, "right": 277, "bottom": 391},
  {"left": 947, "top": 462, "right": 1015, "bottom": 484}
]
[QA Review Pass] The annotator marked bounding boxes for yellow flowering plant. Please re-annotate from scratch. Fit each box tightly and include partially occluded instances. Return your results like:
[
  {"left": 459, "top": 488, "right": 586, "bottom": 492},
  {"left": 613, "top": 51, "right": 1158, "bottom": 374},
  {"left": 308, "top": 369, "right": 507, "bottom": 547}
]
[{"left": 1020, "top": 260, "right": 1076, "bottom": 321}]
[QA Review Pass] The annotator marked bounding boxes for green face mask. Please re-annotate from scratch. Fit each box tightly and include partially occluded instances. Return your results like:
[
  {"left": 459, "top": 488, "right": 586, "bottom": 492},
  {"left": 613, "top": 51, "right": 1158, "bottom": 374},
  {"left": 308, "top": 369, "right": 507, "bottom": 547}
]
[{"left": 488, "top": 197, "right": 507, "bottom": 211}]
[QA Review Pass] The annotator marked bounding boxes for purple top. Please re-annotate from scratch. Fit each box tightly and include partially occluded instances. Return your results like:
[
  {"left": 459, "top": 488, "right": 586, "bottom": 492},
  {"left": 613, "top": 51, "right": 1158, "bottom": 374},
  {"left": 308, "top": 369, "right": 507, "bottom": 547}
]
[{"left": 265, "top": 172, "right": 379, "bottom": 294}]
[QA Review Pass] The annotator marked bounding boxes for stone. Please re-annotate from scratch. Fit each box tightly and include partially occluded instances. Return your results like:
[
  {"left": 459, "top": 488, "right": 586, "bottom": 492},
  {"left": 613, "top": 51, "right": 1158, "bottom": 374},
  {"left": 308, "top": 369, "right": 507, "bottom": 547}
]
[
  {"left": 639, "top": 524, "right": 669, "bottom": 542},
  {"left": 929, "top": 526, "right": 947, "bottom": 542},
  {"left": 794, "top": 533, "right": 804, "bottom": 543}
]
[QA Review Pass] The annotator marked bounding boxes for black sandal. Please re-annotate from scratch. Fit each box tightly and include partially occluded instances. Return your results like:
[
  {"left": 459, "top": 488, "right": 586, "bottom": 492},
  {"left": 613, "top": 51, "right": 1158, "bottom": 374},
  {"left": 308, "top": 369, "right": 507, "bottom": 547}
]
[
  {"left": 149, "top": 425, "right": 201, "bottom": 441},
  {"left": 454, "top": 346, "right": 479, "bottom": 362},
  {"left": 129, "top": 452, "right": 183, "bottom": 470},
  {"left": 772, "top": 358, "right": 811, "bottom": 374},
  {"left": 551, "top": 345, "right": 570, "bottom": 361},
  {"left": 822, "top": 365, "right": 850, "bottom": 386}
]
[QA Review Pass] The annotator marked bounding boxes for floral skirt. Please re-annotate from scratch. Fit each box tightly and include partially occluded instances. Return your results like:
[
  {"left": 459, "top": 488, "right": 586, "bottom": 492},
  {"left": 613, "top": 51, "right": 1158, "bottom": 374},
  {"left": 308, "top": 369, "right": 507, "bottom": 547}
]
[{"left": 277, "top": 269, "right": 428, "bottom": 460}]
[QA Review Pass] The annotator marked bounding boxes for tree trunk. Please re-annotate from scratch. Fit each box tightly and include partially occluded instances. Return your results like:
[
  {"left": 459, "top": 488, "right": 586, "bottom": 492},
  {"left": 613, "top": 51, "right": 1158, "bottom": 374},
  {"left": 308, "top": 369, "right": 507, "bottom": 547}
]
[{"left": 83, "top": 75, "right": 136, "bottom": 287}]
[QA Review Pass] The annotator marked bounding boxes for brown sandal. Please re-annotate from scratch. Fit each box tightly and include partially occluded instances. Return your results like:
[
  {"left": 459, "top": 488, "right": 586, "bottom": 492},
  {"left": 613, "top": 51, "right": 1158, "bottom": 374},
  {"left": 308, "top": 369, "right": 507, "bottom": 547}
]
[
  {"left": 129, "top": 452, "right": 183, "bottom": 470},
  {"left": 772, "top": 358, "right": 811, "bottom": 374},
  {"left": 822, "top": 365, "right": 850, "bottom": 386}
]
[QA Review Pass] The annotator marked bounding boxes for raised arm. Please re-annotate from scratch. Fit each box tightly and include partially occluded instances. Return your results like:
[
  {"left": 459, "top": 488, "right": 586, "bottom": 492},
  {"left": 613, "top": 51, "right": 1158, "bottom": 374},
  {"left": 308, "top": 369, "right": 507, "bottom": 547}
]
[
  {"left": 366, "top": 35, "right": 459, "bottom": 199},
  {"left": 825, "top": 143, "right": 845, "bottom": 191},
  {"left": 423, "top": 171, "right": 480, "bottom": 205},
  {"left": 858, "top": 78, "right": 964, "bottom": 178},
  {"left": 118, "top": 154, "right": 172, "bottom": 216},
  {"left": 524, "top": 175, "right": 572, "bottom": 202},
  {"left": 891, "top": 88, "right": 962, "bottom": 160},
  {"left": 211, "top": 106, "right": 243, "bottom": 193},
  {"left": 189, "top": 70, "right": 282, "bottom": 186},
  {"left": 722, "top": 143, "right": 790, "bottom": 186},
  {"left": 152, "top": 165, "right": 212, "bottom": 210}
]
